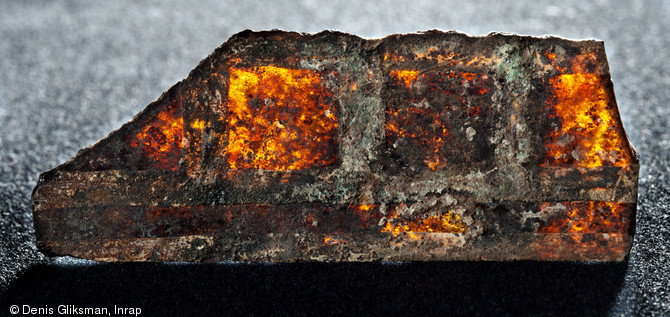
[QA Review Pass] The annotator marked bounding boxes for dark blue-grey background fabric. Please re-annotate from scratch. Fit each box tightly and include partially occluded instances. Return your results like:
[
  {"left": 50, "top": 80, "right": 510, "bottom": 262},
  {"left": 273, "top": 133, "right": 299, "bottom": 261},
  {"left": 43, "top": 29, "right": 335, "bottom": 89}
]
[{"left": 1, "top": 1, "right": 668, "bottom": 315}]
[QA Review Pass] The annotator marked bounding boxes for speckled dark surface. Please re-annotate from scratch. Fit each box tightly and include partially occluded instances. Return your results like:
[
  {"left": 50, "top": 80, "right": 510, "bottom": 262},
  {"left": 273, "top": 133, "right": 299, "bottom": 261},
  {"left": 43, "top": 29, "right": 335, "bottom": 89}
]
[{"left": 1, "top": 1, "right": 668, "bottom": 315}]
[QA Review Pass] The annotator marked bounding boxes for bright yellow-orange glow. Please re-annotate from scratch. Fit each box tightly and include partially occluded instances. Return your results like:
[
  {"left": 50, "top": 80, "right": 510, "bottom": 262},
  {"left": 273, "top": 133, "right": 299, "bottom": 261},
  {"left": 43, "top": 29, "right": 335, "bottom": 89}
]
[
  {"left": 538, "top": 201, "right": 632, "bottom": 233},
  {"left": 322, "top": 235, "right": 345, "bottom": 245},
  {"left": 382, "top": 209, "right": 467, "bottom": 237},
  {"left": 191, "top": 119, "right": 205, "bottom": 130},
  {"left": 357, "top": 205, "right": 374, "bottom": 212},
  {"left": 226, "top": 66, "right": 338, "bottom": 171},
  {"left": 543, "top": 55, "right": 631, "bottom": 167},
  {"left": 391, "top": 70, "right": 420, "bottom": 88},
  {"left": 130, "top": 102, "right": 183, "bottom": 170}
]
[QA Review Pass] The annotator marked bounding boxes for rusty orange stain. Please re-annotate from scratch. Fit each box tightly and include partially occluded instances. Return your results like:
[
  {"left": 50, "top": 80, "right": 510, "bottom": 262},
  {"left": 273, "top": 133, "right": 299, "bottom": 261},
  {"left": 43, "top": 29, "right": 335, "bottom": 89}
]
[
  {"left": 351, "top": 204, "right": 380, "bottom": 229},
  {"left": 535, "top": 232, "right": 628, "bottom": 261},
  {"left": 538, "top": 201, "right": 632, "bottom": 233},
  {"left": 322, "top": 235, "right": 346, "bottom": 245},
  {"left": 387, "top": 70, "right": 490, "bottom": 170}
]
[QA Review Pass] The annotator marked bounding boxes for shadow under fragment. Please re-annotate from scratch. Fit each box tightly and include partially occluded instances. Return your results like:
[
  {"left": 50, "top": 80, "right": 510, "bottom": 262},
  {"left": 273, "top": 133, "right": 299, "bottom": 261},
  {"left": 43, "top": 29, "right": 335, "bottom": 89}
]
[{"left": 3, "top": 260, "right": 628, "bottom": 316}]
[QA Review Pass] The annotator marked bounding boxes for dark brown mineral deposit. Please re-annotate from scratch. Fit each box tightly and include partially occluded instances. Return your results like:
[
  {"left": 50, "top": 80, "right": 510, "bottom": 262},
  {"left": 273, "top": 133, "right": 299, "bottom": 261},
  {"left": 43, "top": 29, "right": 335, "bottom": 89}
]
[{"left": 32, "top": 30, "right": 639, "bottom": 262}]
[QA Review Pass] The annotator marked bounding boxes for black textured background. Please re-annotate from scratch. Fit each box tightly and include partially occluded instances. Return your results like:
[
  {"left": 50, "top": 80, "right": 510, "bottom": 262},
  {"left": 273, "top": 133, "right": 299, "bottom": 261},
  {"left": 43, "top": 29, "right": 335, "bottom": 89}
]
[{"left": 1, "top": 1, "right": 668, "bottom": 316}]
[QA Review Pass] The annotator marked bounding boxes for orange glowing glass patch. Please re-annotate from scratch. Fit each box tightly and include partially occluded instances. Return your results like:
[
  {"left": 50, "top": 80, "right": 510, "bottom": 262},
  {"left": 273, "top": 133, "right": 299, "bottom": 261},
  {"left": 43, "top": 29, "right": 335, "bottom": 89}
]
[
  {"left": 382, "top": 208, "right": 467, "bottom": 237},
  {"left": 129, "top": 101, "right": 183, "bottom": 170},
  {"left": 543, "top": 54, "right": 631, "bottom": 167},
  {"left": 226, "top": 66, "right": 338, "bottom": 171}
]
